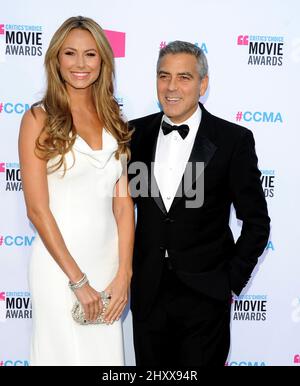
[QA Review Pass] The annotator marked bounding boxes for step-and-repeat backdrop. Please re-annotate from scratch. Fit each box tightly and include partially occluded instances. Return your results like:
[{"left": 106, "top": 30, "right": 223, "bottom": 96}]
[{"left": 0, "top": 0, "right": 299, "bottom": 366}]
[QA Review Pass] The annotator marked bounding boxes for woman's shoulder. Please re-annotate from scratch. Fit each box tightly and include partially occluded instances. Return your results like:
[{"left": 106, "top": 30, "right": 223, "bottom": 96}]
[
  {"left": 22, "top": 104, "right": 47, "bottom": 127},
  {"left": 20, "top": 104, "right": 48, "bottom": 140}
]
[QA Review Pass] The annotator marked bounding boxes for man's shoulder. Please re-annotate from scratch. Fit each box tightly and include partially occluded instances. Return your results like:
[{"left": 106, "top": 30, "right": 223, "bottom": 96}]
[
  {"left": 206, "top": 108, "right": 252, "bottom": 141},
  {"left": 129, "top": 111, "right": 162, "bottom": 129}
]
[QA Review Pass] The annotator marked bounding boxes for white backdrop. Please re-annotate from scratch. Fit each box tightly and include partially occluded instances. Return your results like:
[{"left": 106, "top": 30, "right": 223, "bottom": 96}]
[{"left": 0, "top": 0, "right": 299, "bottom": 366}]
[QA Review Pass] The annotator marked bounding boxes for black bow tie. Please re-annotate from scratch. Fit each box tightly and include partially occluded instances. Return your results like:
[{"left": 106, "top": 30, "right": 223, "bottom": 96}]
[{"left": 161, "top": 121, "right": 189, "bottom": 139}]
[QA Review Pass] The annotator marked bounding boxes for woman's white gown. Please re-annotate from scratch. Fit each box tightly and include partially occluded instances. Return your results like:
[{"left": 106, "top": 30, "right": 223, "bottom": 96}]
[{"left": 29, "top": 129, "right": 124, "bottom": 365}]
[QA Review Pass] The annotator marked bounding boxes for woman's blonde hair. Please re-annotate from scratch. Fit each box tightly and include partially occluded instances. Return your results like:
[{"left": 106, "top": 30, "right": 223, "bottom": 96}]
[{"left": 34, "top": 16, "right": 131, "bottom": 172}]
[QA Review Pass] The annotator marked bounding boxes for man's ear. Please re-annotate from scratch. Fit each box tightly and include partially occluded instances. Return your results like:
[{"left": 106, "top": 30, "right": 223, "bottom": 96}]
[{"left": 200, "top": 75, "right": 209, "bottom": 97}]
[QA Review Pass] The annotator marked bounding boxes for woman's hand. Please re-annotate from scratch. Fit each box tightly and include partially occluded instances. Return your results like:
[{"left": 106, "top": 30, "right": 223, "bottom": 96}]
[
  {"left": 103, "top": 270, "right": 132, "bottom": 324},
  {"left": 74, "top": 283, "right": 103, "bottom": 322}
]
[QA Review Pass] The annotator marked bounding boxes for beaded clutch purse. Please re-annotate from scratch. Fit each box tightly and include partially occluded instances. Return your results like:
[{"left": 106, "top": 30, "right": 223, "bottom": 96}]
[{"left": 71, "top": 291, "right": 111, "bottom": 325}]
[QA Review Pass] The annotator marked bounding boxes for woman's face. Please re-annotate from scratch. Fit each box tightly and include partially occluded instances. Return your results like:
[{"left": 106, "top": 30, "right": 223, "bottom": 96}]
[{"left": 58, "top": 28, "right": 101, "bottom": 90}]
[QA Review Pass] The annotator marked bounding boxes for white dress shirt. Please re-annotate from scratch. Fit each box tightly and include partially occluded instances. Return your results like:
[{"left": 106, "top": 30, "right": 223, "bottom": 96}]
[{"left": 154, "top": 106, "right": 202, "bottom": 212}]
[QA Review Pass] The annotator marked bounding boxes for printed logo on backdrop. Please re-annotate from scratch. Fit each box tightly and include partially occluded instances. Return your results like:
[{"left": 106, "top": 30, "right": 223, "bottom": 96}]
[
  {"left": 104, "top": 30, "right": 126, "bottom": 58},
  {"left": 260, "top": 170, "right": 275, "bottom": 199},
  {"left": 235, "top": 111, "right": 283, "bottom": 124},
  {"left": 0, "top": 235, "right": 35, "bottom": 247},
  {"left": 0, "top": 292, "right": 31, "bottom": 322},
  {"left": 294, "top": 355, "right": 300, "bottom": 365},
  {"left": 291, "top": 297, "right": 300, "bottom": 323},
  {"left": 0, "top": 162, "right": 22, "bottom": 191},
  {"left": 265, "top": 240, "right": 274, "bottom": 252},
  {"left": 237, "top": 34, "right": 284, "bottom": 66},
  {"left": 225, "top": 360, "right": 266, "bottom": 366},
  {"left": 159, "top": 41, "right": 208, "bottom": 53},
  {"left": 0, "top": 101, "right": 30, "bottom": 115},
  {"left": 232, "top": 294, "right": 267, "bottom": 321},
  {"left": 0, "top": 359, "right": 29, "bottom": 366},
  {"left": 0, "top": 23, "right": 43, "bottom": 61}
]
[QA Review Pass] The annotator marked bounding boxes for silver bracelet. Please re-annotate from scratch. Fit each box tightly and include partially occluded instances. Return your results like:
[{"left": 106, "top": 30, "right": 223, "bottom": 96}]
[{"left": 68, "top": 273, "right": 89, "bottom": 291}]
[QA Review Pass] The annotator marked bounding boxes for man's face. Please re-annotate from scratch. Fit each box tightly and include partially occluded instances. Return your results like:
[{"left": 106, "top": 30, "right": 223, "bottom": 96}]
[{"left": 157, "top": 53, "right": 208, "bottom": 123}]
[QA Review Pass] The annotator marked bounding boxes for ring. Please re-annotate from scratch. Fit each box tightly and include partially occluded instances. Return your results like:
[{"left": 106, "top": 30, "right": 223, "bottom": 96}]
[{"left": 103, "top": 291, "right": 111, "bottom": 299}]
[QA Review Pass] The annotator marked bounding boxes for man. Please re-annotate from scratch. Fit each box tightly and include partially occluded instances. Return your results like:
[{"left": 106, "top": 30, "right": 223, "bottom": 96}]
[{"left": 128, "top": 41, "right": 270, "bottom": 366}]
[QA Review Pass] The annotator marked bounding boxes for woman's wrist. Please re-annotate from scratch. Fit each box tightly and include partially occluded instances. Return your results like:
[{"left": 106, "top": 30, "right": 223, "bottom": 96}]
[
  {"left": 117, "top": 266, "right": 132, "bottom": 279},
  {"left": 68, "top": 272, "right": 89, "bottom": 291}
]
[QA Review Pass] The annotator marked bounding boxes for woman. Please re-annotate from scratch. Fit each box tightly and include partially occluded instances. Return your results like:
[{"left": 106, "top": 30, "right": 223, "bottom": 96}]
[{"left": 18, "top": 16, "right": 134, "bottom": 366}]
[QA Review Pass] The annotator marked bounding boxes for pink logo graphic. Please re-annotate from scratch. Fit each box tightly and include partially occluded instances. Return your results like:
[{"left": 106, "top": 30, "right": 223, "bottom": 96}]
[
  {"left": 0, "top": 163, "right": 5, "bottom": 172},
  {"left": 104, "top": 29, "right": 125, "bottom": 58},
  {"left": 237, "top": 35, "right": 249, "bottom": 45},
  {"left": 236, "top": 111, "right": 242, "bottom": 122},
  {"left": 0, "top": 24, "right": 4, "bottom": 35},
  {"left": 294, "top": 354, "right": 300, "bottom": 364},
  {"left": 0, "top": 292, "right": 5, "bottom": 301},
  {"left": 159, "top": 41, "right": 167, "bottom": 50}
]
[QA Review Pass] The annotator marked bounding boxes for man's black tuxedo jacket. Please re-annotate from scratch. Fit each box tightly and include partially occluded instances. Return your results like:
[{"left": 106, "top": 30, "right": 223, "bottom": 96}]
[{"left": 128, "top": 103, "right": 270, "bottom": 320}]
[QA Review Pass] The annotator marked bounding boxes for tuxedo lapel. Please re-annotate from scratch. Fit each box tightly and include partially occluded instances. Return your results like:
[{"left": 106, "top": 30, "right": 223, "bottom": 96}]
[
  {"left": 151, "top": 146, "right": 167, "bottom": 215},
  {"left": 138, "top": 112, "right": 167, "bottom": 215},
  {"left": 171, "top": 105, "right": 217, "bottom": 210}
]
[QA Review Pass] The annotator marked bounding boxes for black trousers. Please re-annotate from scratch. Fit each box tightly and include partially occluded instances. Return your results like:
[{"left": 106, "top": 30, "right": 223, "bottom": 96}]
[{"left": 133, "top": 260, "right": 231, "bottom": 366}]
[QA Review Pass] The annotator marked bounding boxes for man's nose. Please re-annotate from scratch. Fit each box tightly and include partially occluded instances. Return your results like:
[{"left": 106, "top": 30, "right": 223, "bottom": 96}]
[{"left": 167, "top": 77, "right": 178, "bottom": 91}]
